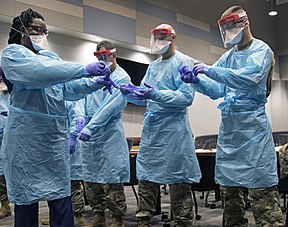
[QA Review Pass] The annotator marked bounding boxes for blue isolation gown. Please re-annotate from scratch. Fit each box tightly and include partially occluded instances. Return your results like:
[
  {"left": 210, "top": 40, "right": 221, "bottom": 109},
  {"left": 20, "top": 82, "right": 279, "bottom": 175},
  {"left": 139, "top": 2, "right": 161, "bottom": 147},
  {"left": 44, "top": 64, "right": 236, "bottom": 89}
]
[
  {"left": 75, "top": 65, "right": 130, "bottom": 183},
  {"left": 0, "top": 90, "right": 9, "bottom": 175},
  {"left": 192, "top": 38, "right": 278, "bottom": 188},
  {"left": 124, "top": 50, "right": 202, "bottom": 184},
  {"left": 66, "top": 100, "right": 83, "bottom": 181},
  {"left": 1, "top": 44, "right": 106, "bottom": 205}
]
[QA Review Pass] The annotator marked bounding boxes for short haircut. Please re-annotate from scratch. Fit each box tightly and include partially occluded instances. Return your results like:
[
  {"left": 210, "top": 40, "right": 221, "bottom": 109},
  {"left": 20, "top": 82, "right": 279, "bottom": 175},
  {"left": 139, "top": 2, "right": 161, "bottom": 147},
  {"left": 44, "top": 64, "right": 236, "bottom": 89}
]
[{"left": 96, "top": 40, "right": 116, "bottom": 51}]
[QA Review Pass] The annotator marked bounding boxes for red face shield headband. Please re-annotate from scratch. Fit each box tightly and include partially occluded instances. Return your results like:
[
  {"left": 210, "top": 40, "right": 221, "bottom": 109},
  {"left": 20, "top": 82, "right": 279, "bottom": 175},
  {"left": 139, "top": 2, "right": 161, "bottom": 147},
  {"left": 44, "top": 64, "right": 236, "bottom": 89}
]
[
  {"left": 151, "top": 28, "right": 175, "bottom": 35},
  {"left": 93, "top": 48, "right": 116, "bottom": 57},
  {"left": 218, "top": 12, "right": 247, "bottom": 29}
]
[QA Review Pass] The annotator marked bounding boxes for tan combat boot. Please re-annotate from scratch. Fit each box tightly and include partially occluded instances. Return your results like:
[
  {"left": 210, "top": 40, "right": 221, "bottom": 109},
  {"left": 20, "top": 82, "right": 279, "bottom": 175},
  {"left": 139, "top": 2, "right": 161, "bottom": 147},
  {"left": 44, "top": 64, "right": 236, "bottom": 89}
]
[
  {"left": 40, "top": 216, "right": 49, "bottom": 225},
  {"left": 0, "top": 200, "right": 12, "bottom": 219},
  {"left": 137, "top": 217, "right": 150, "bottom": 227},
  {"left": 111, "top": 215, "right": 124, "bottom": 227},
  {"left": 88, "top": 212, "right": 106, "bottom": 227},
  {"left": 74, "top": 212, "right": 86, "bottom": 227}
]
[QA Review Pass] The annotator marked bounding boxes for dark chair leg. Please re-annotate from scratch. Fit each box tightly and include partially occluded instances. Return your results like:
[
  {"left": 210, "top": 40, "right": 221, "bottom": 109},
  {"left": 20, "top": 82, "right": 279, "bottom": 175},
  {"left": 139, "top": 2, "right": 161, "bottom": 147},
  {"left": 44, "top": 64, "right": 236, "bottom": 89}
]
[
  {"left": 131, "top": 185, "right": 138, "bottom": 205},
  {"left": 192, "top": 190, "right": 201, "bottom": 220},
  {"left": 285, "top": 194, "right": 288, "bottom": 227}
]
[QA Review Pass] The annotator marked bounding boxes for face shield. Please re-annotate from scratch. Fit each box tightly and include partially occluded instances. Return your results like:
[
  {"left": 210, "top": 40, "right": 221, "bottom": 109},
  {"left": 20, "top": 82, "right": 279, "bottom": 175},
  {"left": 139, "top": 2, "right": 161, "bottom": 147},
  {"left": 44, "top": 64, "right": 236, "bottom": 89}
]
[
  {"left": 218, "top": 11, "right": 247, "bottom": 48},
  {"left": 93, "top": 48, "right": 116, "bottom": 66},
  {"left": 150, "top": 28, "right": 175, "bottom": 54}
]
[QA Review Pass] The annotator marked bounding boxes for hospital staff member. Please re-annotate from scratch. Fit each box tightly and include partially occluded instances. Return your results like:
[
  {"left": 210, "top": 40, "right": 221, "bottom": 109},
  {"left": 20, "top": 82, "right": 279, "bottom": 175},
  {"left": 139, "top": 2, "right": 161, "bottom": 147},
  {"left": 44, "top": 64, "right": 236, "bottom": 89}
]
[
  {"left": 75, "top": 41, "right": 130, "bottom": 227},
  {"left": 120, "top": 24, "right": 201, "bottom": 227},
  {"left": 1, "top": 8, "right": 116, "bottom": 227},
  {"left": 0, "top": 67, "right": 11, "bottom": 220},
  {"left": 179, "top": 5, "right": 283, "bottom": 226}
]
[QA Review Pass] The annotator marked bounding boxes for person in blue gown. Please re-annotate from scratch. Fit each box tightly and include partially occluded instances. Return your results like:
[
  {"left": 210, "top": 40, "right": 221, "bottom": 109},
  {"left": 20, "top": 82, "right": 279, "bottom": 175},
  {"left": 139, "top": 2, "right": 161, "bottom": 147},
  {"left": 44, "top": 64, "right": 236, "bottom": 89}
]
[
  {"left": 120, "top": 24, "right": 201, "bottom": 227},
  {"left": 178, "top": 5, "right": 283, "bottom": 226},
  {"left": 1, "top": 8, "right": 115, "bottom": 227}
]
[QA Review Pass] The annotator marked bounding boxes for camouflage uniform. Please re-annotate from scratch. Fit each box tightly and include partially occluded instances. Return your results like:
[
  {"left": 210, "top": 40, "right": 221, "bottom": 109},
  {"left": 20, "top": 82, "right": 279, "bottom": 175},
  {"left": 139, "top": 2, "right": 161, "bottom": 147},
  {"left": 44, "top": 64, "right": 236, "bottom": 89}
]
[
  {"left": 0, "top": 175, "right": 8, "bottom": 202},
  {"left": 221, "top": 185, "right": 283, "bottom": 227},
  {"left": 136, "top": 180, "right": 193, "bottom": 226},
  {"left": 0, "top": 175, "right": 11, "bottom": 219},
  {"left": 71, "top": 180, "right": 85, "bottom": 216},
  {"left": 279, "top": 144, "right": 288, "bottom": 179},
  {"left": 85, "top": 182, "right": 127, "bottom": 217}
]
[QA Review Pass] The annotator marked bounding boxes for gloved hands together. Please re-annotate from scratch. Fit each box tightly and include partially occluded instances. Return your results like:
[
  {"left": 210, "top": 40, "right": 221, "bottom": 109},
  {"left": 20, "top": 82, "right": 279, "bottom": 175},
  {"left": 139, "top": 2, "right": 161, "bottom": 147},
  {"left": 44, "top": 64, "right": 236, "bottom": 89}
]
[
  {"left": 178, "top": 65, "right": 200, "bottom": 84},
  {"left": 95, "top": 76, "right": 119, "bottom": 95},
  {"left": 85, "top": 61, "right": 110, "bottom": 77},
  {"left": 78, "top": 128, "right": 92, "bottom": 141},
  {"left": 76, "top": 116, "right": 85, "bottom": 133},
  {"left": 119, "top": 83, "right": 140, "bottom": 95},
  {"left": 69, "top": 135, "right": 77, "bottom": 155},
  {"left": 86, "top": 61, "right": 119, "bottom": 94},
  {"left": 132, "top": 83, "right": 155, "bottom": 100}
]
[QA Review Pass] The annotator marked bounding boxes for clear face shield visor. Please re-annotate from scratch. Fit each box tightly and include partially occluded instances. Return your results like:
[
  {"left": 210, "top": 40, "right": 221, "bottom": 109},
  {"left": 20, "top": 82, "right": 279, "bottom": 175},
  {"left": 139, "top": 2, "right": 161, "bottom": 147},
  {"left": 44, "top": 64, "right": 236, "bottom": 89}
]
[
  {"left": 93, "top": 48, "right": 116, "bottom": 64},
  {"left": 218, "top": 12, "right": 247, "bottom": 47},
  {"left": 150, "top": 28, "right": 175, "bottom": 54}
]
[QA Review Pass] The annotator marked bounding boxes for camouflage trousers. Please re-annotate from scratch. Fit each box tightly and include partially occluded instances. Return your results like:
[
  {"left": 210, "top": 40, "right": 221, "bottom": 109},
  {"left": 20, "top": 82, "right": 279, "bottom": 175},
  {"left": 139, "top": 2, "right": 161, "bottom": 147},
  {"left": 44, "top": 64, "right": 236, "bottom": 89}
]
[
  {"left": 71, "top": 180, "right": 85, "bottom": 214},
  {"left": 221, "top": 185, "right": 283, "bottom": 227},
  {"left": 136, "top": 180, "right": 194, "bottom": 226},
  {"left": 84, "top": 182, "right": 127, "bottom": 217},
  {"left": 0, "top": 175, "right": 8, "bottom": 202}
]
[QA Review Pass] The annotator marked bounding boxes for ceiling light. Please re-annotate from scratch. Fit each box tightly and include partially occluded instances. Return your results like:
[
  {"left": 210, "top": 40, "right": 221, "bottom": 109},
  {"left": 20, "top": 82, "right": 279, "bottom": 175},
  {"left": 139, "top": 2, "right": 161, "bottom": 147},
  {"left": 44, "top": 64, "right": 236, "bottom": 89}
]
[{"left": 268, "top": 0, "right": 278, "bottom": 16}]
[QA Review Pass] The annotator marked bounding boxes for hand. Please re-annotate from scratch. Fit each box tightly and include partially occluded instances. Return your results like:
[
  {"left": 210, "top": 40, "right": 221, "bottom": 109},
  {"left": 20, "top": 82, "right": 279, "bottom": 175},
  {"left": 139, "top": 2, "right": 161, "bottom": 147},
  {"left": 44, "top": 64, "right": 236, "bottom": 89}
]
[
  {"left": 76, "top": 116, "right": 85, "bottom": 133},
  {"left": 132, "top": 82, "right": 155, "bottom": 100},
  {"left": 95, "top": 76, "right": 119, "bottom": 94},
  {"left": 119, "top": 83, "right": 139, "bottom": 95},
  {"left": 178, "top": 65, "right": 191, "bottom": 75},
  {"left": 78, "top": 128, "right": 92, "bottom": 141},
  {"left": 192, "top": 63, "right": 207, "bottom": 76},
  {"left": 178, "top": 65, "right": 199, "bottom": 84},
  {"left": 69, "top": 135, "right": 77, "bottom": 155},
  {"left": 85, "top": 61, "right": 110, "bottom": 77},
  {"left": 0, "top": 111, "right": 8, "bottom": 117}
]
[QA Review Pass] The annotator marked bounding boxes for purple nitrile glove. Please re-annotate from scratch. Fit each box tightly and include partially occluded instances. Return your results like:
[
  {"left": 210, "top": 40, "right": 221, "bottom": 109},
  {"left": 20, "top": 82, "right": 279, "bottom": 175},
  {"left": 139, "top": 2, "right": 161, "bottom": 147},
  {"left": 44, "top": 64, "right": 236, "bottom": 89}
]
[
  {"left": 192, "top": 63, "right": 207, "bottom": 76},
  {"left": 76, "top": 116, "right": 85, "bottom": 133},
  {"left": 119, "top": 83, "right": 140, "bottom": 95},
  {"left": 0, "top": 111, "right": 8, "bottom": 117},
  {"left": 102, "top": 77, "right": 119, "bottom": 94},
  {"left": 178, "top": 65, "right": 200, "bottom": 84},
  {"left": 85, "top": 61, "right": 110, "bottom": 77},
  {"left": 69, "top": 135, "right": 77, "bottom": 155},
  {"left": 78, "top": 128, "right": 92, "bottom": 141},
  {"left": 132, "top": 82, "right": 155, "bottom": 100},
  {"left": 178, "top": 65, "right": 191, "bottom": 75},
  {"left": 94, "top": 76, "right": 119, "bottom": 94}
]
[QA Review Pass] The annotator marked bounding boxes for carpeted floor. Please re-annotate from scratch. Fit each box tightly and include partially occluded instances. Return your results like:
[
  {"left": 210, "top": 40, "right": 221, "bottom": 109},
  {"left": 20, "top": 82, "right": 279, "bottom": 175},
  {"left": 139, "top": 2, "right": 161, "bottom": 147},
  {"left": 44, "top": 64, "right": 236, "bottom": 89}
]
[{"left": 0, "top": 185, "right": 287, "bottom": 226}]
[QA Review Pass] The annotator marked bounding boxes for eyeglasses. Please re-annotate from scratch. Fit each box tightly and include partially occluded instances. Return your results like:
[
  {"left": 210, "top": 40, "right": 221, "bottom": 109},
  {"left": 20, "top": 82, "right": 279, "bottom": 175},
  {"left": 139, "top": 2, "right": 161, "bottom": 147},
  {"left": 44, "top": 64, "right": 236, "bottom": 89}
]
[{"left": 28, "top": 25, "right": 50, "bottom": 36}]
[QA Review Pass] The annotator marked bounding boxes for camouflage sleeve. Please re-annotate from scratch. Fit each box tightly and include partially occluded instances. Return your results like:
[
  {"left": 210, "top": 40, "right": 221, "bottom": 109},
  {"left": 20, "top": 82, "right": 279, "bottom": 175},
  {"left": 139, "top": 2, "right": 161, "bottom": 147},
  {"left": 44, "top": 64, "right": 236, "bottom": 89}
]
[{"left": 279, "top": 144, "right": 288, "bottom": 179}]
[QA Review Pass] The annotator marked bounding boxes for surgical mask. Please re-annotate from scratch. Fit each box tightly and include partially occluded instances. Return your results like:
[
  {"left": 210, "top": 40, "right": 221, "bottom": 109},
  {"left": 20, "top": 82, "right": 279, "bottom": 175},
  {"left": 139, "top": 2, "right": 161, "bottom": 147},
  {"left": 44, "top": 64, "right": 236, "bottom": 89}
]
[
  {"left": 29, "top": 35, "right": 49, "bottom": 51},
  {"left": 223, "top": 27, "right": 243, "bottom": 48},
  {"left": 11, "top": 27, "right": 50, "bottom": 51},
  {"left": 150, "top": 39, "right": 171, "bottom": 54},
  {"left": 103, "top": 61, "right": 113, "bottom": 67}
]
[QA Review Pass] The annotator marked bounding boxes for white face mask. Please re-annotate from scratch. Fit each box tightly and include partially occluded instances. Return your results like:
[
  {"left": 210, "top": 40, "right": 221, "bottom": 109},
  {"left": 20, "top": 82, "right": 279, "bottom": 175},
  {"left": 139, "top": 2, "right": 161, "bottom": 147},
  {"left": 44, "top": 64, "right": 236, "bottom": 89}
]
[
  {"left": 150, "top": 39, "right": 171, "bottom": 54},
  {"left": 30, "top": 35, "right": 49, "bottom": 51},
  {"left": 223, "top": 27, "right": 244, "bottom": 48}
]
